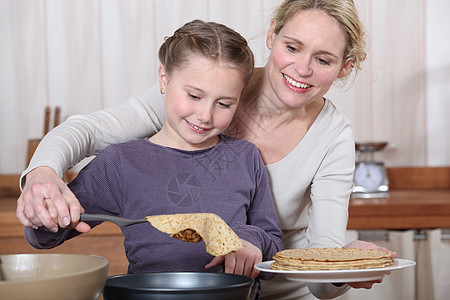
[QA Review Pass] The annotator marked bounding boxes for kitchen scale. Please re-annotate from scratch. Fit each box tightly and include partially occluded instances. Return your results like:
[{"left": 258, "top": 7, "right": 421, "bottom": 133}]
[{"left": 352, "top": 142, "right": 389, "bottom": 198}]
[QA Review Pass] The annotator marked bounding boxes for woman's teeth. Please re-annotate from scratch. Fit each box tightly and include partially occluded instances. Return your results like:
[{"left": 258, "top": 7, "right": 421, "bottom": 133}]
[{"left": 284, "top": 74, "right": 310, "bottom": 89}]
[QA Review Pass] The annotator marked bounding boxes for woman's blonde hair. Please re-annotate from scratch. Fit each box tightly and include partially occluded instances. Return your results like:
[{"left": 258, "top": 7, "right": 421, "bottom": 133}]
[
  {"left": 158, "top": 19, "right": 254, "bottom": 85},
  {"left": 272, "top": 0, "right": 367, "bottom": 77}
]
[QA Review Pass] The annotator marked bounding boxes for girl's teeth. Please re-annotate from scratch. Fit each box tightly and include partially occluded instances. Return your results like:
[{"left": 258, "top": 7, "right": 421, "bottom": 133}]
[{"left": 189, "top": 121, "right": 205, "bottom": 131}]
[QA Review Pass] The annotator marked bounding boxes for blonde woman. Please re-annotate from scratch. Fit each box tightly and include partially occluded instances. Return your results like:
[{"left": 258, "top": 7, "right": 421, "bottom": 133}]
[{"left": 18, "top": 1, "right": 396, "bottom": 299}]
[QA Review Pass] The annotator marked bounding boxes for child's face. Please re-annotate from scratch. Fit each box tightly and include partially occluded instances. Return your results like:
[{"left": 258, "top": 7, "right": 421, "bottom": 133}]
[{"left": 159, "top": 55, "right": 245, "bottom": 150}]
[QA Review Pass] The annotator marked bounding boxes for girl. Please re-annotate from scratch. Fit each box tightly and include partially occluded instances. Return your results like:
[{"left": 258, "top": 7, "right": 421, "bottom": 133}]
[{"left": 23, "top": 19, "right": 283, "bottom": 289}]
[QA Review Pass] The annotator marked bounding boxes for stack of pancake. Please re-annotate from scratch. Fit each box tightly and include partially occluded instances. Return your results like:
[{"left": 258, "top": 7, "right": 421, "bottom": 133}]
[{"left": 271, "top": 248, "right": 393, "bottom": 271}]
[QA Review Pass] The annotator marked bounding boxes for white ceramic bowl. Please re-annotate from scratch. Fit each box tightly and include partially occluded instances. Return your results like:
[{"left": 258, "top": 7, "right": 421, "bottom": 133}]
[{"left": 0, "top": 253, "right": 109, "bottom": 300}]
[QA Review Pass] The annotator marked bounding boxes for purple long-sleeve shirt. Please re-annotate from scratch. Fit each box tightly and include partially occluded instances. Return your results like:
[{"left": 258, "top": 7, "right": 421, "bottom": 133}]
[{"left": 25, "top": 135, "right": 283, "bottom": 273}]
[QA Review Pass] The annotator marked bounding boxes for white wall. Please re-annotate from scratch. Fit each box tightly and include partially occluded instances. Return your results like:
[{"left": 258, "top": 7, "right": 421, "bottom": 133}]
[
  {"left": 426, "top": 0, "right": 450, "bottom": 166},
  {"left": 1, "top": 0, "right": 449, "bottom": 174}
]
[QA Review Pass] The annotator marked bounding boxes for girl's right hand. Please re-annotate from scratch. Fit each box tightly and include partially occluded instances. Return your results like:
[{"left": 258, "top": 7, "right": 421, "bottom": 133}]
[
  {"left": 205, "top": 239, "right": 262, "bottom": 278},
  {"left": 16, "top": 166, "right": 90, "bottom": 233}
]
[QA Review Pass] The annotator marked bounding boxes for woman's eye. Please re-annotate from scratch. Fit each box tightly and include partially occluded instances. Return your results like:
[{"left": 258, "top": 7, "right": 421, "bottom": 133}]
[
  {"left": 317, "top": 57, "right": 330, "bottom": 65},
  {"left": 286, "top": 45, "right": 298, "bottom": 53}
]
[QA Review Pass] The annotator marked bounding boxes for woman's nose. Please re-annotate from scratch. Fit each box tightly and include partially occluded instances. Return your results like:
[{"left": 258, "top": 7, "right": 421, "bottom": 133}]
[{"left": 294, "top": 55, "right": 313, "bottom": 77}]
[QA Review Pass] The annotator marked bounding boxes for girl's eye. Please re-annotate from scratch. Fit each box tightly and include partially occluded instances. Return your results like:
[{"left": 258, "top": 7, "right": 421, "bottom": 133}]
[
  {"left": 217, "top": 101, "right": 231, "bottom": 109},
  {"left": 317, "top": 57, "right": 330, "bottom": 65},
  {"left": 188, "top": 93, "right": 200, "bottom": 100}
]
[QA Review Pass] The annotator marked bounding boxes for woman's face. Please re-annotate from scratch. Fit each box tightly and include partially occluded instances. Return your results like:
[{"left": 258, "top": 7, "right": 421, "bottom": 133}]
[
  {"left": 158, "top": 55, "right": 244, "bottom": 150},
  {"left": 265, "top": 9, "right": 352, "bottom": 109}
]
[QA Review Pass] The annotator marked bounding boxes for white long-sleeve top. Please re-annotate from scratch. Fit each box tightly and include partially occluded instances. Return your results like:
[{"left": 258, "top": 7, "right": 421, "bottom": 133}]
[{"left": 22, "top": 82, "right": 354, "bottom": 299}]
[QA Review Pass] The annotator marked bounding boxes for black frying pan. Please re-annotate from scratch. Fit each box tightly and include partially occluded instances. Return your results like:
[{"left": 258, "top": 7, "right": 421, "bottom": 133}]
[{"left": 102, "top": 272, "right": 253, "bottom": 300}]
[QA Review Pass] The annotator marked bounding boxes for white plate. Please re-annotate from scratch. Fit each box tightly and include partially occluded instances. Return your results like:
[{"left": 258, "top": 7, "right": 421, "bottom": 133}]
[{"left": 255, "top": 258, "right": 416, "bottom": 283}]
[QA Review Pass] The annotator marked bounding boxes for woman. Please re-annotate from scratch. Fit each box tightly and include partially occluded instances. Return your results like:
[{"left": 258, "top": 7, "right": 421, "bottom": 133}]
[{"left": 17, "top": 1, "right": 396, "bottom": 299}]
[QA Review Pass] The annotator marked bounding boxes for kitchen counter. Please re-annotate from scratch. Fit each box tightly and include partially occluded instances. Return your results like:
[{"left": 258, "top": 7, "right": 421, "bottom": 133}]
[
  {"left": 348, "top": 189, "right": 450, "bottom": 229},
  {"left": 1, "top": 167, "right": 449, "bottom": 276},
  {"left": 348, "top": 166, "right": 450, "bottom": 229},
  {"left": 2, "top": 189, "right": 449, "bottom": 276}
]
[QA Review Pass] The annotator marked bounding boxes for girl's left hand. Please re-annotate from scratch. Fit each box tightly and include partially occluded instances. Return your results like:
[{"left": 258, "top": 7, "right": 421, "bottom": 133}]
[
  {"left": 204, "top": 239, "right": 262, "bottom": 278},
  {"left": 344, "top": 240, "right": 397, "bottom": 289}
]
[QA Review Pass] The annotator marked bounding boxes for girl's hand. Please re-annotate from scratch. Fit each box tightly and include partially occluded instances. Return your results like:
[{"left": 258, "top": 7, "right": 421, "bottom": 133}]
[
  {"left": 16, "top": 166, "right": 90, "bottom": 233},
  {"left": 205, "top": 239, "right": 262, "bottom": 278}
]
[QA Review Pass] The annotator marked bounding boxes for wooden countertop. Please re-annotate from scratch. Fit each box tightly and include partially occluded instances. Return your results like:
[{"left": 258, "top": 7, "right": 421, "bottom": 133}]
[
  {"left": 1, "top": 167, "right": 449, "bottom": 233},
  {"left": 348, "top": 167, "right": 450, "bottom": 229},
  {"left": 0, "top": 167, "right": 448, "bottom": 276},
  {"left": 348, "top": 189, "right": 450, "bottom": 229},
  {"left": 1, "top": 189, "right": 448, "bottom": 235}
]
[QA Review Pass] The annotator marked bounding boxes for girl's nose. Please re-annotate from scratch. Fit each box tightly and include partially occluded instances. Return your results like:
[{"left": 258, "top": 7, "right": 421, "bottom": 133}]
[{"left": 196, "top": 103, "right": 213, "bottom": 124}]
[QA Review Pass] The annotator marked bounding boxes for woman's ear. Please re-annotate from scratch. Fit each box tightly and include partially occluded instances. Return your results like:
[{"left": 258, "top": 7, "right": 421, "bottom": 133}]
[
  {"left": 337, "top": 60, "right": 353, "bottom": 78},
  {"left": 266, "top": 20, "right": 277, "bottom": 50},
  {"left": 158, "top": 64, "right": 168, "bottom": 94}
]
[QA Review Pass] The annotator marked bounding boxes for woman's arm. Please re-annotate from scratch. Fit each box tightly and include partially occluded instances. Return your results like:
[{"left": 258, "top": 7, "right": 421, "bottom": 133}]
[
  {"left": 17, "top": 83, "right": 165, "bottom": 231},
  {"left": 306, "top": 121, "right": 397, "bottom": 295},
  {"left": 306, "top": 121, "right": 355, "bottom": 249},
  {"left": 306, "top": 118, "right": 355, "bottom": 298},
  {"left": 21, "top": 83, "right": 165, "bottom": 185}
]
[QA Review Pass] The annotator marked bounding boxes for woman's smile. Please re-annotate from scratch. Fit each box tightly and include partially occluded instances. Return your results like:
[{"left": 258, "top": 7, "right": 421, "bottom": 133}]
[{"left": 282, "top": 73, "right": 312, "bottom": 92}]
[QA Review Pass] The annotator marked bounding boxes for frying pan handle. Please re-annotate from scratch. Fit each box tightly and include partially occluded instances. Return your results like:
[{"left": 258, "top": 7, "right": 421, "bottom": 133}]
[{"left": 79, "top": 213, "right": 109, "bottom": 222}]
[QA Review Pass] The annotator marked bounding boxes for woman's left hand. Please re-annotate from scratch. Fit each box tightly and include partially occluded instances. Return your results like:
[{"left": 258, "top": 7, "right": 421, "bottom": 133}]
[{"left": 344, "top": 240, "right": 397, "bottom": 289}]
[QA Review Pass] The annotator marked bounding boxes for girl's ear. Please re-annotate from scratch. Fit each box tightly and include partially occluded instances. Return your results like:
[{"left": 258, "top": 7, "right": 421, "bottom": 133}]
[
  {"left": 266, "top": 20, "right": 277, "bottom": 50},
  {"left": 337, "top": 60, "right": 353, "bottom": 78},
  {"left": 158, "top": 64, "right": 168, "bottom": 94}
]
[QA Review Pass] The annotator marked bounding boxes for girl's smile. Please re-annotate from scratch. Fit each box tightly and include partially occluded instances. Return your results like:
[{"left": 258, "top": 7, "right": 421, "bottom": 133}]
[
  {"left": 185, "top": 119, "right": 210, "bottom": 134},
  {"left": 152, "top": 54, "right": 245, "bottom": 151}
]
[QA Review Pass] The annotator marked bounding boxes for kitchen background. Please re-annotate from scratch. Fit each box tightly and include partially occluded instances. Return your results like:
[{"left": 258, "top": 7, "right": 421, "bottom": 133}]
[
  {"left": 0, "top": 1, "right": 449, "bottom": 300},
  {"left": 0, "top": 0, "right": 449, "bottom": 174}
]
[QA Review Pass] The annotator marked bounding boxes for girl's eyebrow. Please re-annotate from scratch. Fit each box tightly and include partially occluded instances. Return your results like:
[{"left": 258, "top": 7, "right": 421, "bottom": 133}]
[
  {"left": 185, "top": 85, "right": 239, "bottom": 101},
  {"left": 283, "top": 36, "right": 341, "bottom": 59}
]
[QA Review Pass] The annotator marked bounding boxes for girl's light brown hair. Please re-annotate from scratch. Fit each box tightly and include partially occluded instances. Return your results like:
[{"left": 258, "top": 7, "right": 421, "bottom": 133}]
[
  {"left": 272, "top": 0, "right": 367, "bottom": 77},
  {"left": 158, "top": 19, "right": 254, "bottom": 85}
]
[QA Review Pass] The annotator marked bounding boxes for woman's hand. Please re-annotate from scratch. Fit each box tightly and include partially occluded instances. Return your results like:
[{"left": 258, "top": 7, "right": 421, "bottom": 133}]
[
  {"left": 16, "top": 166, "right": 90, "bottom": 233},
  {"left": 344, "top": 240, "right": 398, "bottom": 289},
  {"left": 205, "top": 239, "right": 262, "bottom": 278}
]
